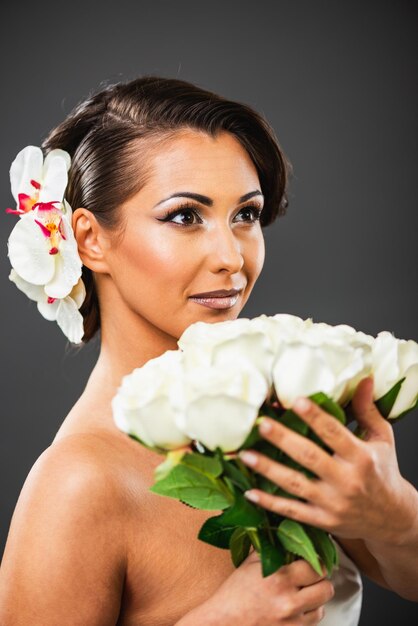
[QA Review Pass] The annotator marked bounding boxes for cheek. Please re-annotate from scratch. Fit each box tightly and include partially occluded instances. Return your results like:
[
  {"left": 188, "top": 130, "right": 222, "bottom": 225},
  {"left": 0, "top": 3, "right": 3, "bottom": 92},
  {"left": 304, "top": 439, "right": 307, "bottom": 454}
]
[
  {"left": 111, "top": 226, "right": 193, "bottom": 299},
  {"left": 247, "top": 229, "right": 265, "bottom": 281}
]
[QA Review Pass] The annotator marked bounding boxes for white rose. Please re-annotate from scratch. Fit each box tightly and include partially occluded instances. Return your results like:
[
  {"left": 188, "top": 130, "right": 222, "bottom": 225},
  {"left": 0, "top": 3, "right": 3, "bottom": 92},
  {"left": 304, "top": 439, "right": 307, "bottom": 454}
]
[
  {"left": 249, "top": 313, "right": 314, "bottom": 351},
  {"left": 176, "top": 360, "right": 269, "bottom": 452},
  {"left": 372, "top": 331, "right": 418, "bottom": 418},
  {"left": 272, "top": 323, "right": 372, "bottom": 408},
  {"left": 178, "top": 317, "right": 276, "bottom": 387},
  {"left": 112, "top": 350, "right": 192, "bottom": 451}
]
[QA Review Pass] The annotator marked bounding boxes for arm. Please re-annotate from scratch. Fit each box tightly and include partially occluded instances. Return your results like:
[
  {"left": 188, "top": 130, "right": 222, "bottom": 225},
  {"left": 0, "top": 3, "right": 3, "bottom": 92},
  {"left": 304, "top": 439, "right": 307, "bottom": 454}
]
[
  {"left": 338, "top": 477, "right": 418, "bottom": 602},
  {"left": 0, "top": 435, "right": 128, "bottom": 626}
]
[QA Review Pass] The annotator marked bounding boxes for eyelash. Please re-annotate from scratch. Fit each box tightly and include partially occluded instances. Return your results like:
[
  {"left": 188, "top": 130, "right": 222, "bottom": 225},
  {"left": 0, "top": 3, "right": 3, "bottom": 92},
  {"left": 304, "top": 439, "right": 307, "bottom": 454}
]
[{"left": 158, "top": 202, "right": 263, "bottom": 227}]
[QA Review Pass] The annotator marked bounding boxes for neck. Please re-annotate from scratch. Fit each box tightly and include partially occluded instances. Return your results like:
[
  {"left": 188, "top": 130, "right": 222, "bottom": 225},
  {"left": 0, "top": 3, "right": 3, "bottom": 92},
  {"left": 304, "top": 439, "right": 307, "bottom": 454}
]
[{"left": 70, "top": 294, "right": 180, "bottom": 432}]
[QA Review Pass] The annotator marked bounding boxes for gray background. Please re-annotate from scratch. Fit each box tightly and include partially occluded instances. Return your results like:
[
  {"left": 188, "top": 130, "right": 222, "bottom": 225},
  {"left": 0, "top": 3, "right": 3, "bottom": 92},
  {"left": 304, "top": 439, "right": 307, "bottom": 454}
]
[{"left": 1, "top": 1, "right": 417, "bottom": 623}]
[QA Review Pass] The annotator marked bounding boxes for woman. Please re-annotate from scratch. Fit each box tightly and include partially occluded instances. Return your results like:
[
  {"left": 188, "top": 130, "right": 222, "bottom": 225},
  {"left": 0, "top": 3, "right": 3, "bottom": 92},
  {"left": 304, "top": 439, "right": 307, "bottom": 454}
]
[{"left": 0, "top": 76, "right": 417, "bottom": 626}]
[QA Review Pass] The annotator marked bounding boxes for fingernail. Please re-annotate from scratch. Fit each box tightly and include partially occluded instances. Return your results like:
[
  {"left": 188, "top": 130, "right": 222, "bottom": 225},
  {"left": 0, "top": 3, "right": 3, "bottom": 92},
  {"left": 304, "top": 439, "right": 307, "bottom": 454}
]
[
  {"left": 239, "top": 451, "right": 258, "bottom": 466},
  {"left": 244, "top": 490, "right": 260, "bottom": 503},
  {"left": 293, "top": 397, "right": 311, "bottom": 412},
  {"left": 259, "top": 418, "right": 272, "bottom": 434}
]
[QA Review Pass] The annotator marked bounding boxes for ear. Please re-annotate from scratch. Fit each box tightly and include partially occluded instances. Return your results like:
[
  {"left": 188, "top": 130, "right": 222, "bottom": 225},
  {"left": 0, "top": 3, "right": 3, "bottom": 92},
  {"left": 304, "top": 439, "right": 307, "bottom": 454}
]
[{"left": 72, "top": 208, "right": 111, "bottom": 274}]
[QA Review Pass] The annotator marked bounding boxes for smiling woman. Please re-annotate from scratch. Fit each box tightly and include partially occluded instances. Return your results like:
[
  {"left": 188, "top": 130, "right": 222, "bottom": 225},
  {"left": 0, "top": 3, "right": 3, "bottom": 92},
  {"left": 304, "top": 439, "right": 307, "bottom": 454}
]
[
  {"left": 34, "top": 76, "right": 291, "bottom": 346},
  {"left": 0, "top": 74, "right": 400, "bottom": 626}
]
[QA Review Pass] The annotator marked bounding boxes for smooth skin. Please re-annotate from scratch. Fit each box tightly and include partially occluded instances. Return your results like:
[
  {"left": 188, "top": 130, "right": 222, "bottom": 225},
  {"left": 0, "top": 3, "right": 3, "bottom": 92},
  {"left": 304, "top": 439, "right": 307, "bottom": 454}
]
[{"left": 1, "top": 129, "right": 416, "bottom": 625}]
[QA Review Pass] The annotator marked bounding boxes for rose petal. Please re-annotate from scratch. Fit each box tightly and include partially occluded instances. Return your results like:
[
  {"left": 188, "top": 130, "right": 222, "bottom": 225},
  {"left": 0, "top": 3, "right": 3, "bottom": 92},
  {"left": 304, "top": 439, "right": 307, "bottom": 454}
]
[
  {"left": 388, "top": 364, "right": 418, "bottom": 418},
  {"left": 9, "top": 146, "right": 43, "bottom": 203},
  {"left": 56, "top": 296, "right": 85, "bottom": 343},
  {"left": 7, "top": 213, "right": 55, "bottom": 285},
  {"left": 272, "top": 343, "right": 336, "bottom": 407}
]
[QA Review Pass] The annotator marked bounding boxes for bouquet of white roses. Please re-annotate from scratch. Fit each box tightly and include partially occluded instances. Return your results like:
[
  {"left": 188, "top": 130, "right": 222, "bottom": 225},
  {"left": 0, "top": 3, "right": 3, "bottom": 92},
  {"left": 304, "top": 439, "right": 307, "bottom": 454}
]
[{"left": 112, "top": 314, "right": 418, "bottom": 578}]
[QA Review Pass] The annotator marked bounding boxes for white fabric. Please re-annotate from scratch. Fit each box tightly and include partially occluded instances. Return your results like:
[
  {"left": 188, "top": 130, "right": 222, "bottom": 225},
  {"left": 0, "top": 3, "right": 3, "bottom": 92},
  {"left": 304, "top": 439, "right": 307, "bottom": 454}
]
[{"left": 321, "top": 540, "right": 363, "bottom": 625}]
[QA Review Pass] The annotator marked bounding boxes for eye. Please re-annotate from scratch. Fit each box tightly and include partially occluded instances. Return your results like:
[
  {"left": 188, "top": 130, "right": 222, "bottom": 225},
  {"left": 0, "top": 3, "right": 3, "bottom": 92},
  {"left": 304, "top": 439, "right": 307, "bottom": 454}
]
[{"left": 157, "top": 203, "right": 263, "bottom": 227}]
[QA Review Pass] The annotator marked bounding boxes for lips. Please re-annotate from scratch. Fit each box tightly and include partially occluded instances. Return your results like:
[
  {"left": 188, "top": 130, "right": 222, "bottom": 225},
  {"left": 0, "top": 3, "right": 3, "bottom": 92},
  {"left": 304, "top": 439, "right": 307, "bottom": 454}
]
[{"left": 189, "top": 288, "right": 243, "bottom": 298}]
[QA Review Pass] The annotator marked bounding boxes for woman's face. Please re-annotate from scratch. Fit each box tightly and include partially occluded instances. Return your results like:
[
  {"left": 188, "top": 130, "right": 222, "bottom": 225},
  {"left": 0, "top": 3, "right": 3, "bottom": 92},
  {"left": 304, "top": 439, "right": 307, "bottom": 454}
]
[{"left": 100, "top": 129, "right": 265, "bottom": 341}]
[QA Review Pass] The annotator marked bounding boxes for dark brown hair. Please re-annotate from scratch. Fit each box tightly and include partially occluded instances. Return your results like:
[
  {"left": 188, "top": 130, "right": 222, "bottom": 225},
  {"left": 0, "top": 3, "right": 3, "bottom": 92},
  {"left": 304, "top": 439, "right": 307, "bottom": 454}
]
[{"left": 42, "top": 75, "right": 293, "bottom": 343}]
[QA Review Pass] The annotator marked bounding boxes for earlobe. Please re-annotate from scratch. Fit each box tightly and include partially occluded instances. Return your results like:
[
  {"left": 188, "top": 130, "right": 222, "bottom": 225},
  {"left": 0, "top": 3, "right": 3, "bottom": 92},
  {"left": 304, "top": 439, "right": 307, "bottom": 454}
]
[{"left": 72, "top": 208, "right": 110, "bottom": 274}]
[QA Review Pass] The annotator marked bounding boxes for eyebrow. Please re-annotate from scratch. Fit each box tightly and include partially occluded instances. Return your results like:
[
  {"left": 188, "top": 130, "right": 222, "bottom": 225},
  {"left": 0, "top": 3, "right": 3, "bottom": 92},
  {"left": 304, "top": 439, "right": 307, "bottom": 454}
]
[{"left": 153, "top": 189, "right": 264, "bottom": 208}]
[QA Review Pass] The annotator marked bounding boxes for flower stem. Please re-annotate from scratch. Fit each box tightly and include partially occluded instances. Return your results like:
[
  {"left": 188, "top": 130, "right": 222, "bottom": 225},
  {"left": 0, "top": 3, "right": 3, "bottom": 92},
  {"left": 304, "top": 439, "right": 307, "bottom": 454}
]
[{"left": 246, "top": 528, "right": 261, "bottom": 552}]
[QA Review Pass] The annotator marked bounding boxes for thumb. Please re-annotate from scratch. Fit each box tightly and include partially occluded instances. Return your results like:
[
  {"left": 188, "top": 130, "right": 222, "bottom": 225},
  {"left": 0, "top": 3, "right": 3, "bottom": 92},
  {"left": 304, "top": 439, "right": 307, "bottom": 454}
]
[{"left": 351, "top": 376, "right": 393, "bottom": 442}]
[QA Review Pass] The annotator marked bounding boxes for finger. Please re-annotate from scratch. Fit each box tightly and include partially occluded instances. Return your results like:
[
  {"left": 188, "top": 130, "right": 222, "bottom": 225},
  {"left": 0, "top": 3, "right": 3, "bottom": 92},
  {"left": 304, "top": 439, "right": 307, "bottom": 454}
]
[
  {"left": 302, "top": 605, "right": 326, "bottom": 624},
  {"left": 284, "top": 559, "right": 327, "bottom": 586},
  {"left": 257, "top": 417, "right": 343, "bottom": 483},
  {"left": 297, "top": 578, "right": 335, "bottom": 612},
  {"left": 292, "top": 397, "right": 361, "bottom": 461},
  {"left": 244, "top": 485, "right": 331, "bottom": 529},
  {"left": 351, "top": 376, "right": 394, "bottom": 442},
  {"left": 238, "top": 449, "right": 322, "bottom": 504}
]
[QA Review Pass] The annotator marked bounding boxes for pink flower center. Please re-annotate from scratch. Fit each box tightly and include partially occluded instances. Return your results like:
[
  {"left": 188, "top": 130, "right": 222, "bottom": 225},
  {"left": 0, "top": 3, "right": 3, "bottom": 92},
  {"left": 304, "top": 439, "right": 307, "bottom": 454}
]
[
  {"left": 5, "top": 179, "right": 41, "bottom": 215},
  {"left": 33, "top": 203, "right": 67, "bottom": 254}
]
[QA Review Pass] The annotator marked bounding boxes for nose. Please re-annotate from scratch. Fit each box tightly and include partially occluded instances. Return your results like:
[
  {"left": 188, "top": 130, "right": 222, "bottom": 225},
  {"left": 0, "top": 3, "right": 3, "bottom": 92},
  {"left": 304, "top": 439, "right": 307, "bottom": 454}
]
[{"left": 206, "top": 222, "right": 244, "bottom": 274}]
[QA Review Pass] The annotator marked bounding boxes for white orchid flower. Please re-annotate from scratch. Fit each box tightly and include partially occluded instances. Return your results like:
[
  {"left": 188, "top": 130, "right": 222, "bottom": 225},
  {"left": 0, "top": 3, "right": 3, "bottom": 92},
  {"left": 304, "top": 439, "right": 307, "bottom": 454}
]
[
  {"left": 9, "top": 269, "right": 86, "bottom": 344},
  {"left": 6, "top": 145, "right": 71, "bottom": 217},
  {"left": 6, "top": 145, "right": 83, "bottom": 300}
]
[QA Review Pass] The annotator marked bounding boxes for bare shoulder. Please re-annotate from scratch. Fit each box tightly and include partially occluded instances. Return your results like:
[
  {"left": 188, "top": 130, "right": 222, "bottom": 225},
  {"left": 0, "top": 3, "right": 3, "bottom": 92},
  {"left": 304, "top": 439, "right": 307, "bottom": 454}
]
[{"left": 0, "top": 432, "right": 133, "bottom": 626}]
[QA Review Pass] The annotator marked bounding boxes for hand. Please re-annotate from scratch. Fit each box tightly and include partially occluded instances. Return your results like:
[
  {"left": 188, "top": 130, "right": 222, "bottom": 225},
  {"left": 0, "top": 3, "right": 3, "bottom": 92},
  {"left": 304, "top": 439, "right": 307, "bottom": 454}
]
[
  {"left": 239, "top": 376, "right": 413, "bottom": 544},
  {"left": 182, "top": 550, "right": 334, "bottom": 626}
]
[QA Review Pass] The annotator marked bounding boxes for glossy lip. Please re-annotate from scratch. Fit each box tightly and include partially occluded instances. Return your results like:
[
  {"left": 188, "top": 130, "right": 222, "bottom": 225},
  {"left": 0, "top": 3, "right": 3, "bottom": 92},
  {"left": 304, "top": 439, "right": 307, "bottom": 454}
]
[
  {"left": 188, "top": 288, "right": 243, "bottom": 298},
  {"left": 189, "top": 294, "right": 240, "bottom": 310}
]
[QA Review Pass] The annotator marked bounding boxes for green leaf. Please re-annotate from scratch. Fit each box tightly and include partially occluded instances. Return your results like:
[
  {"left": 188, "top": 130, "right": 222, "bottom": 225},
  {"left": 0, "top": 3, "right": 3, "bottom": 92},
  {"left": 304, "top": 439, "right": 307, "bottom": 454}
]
[
  {"left": 376, "top": 377, "right": 406, "bottom": 419},
  {"left": 277, "top": 519, "right": 322, "bottom": 575},
  {"left": 229, "top": 527, "right": 252, "bottom": 567},
  {"left": 258, "top": 529, "right": 286, "bottom": 577},
  {"left": 309, "top": 392, "right": 346, "bottom": 425},
  {"left": 150, "top": 464, "right": 232, "bottom": 509},
  {"left": 279, "top": 409, "right": 309, "bottom": 435},
  {"left": 305, "top": 526, "right": 338, "bottom": 576},
  {"left": 153, "top": 449, "right": 187, "bottom": 482},
  {"left": 198, "top": 514, "right": 237, "bottom": 548},
  {"left": 182, "top": 452, "right": 223, "bottom": 477},
  {"left": 198, "top": 491, "right": 265, "bottom": 549},
  {"left": 220, "top": 492, "right": 266, "bottom": 527},
  {"left": 222, "top": 459, "right": 253, "bottom": 491}
]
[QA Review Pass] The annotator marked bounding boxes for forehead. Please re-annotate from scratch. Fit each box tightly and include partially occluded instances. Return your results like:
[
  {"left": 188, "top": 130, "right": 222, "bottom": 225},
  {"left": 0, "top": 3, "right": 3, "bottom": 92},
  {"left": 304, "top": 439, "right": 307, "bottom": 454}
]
[{"left": 145, "top": 129, "right": 260, "bottom": 194}]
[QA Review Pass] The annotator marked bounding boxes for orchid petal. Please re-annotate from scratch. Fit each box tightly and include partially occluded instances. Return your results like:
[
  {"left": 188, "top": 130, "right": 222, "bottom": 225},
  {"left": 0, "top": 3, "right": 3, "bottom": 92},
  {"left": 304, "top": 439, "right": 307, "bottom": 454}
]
[
  {"left": 69, "top": 278, "right": 86, "bottom": 309},
  {"left": 9, "top": 146, "right": 43, "bottom": 203},
  {"left": 43, "top": 148, "right": 71, "bottom": 173},
  {"left": 56, "top": 297, "right": 85, "bottom": 343},
  {"left": 44, "top": 226, "right": 82, "bottom": 298},
  {"left": 9, "top": 268, "right": 45, "bottom": 302},
  {"left": 7, "top": 213, "right": 55, "bottom": 285},
  {"left": 39, "top": 152, "right": 69, "bottom": 204},
  {"left": 62, "top": 198, "right": 73, "bottom": 220},
  {"left": 37, "top": 296, "right": 60, "bottom": 321}
]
